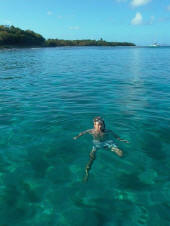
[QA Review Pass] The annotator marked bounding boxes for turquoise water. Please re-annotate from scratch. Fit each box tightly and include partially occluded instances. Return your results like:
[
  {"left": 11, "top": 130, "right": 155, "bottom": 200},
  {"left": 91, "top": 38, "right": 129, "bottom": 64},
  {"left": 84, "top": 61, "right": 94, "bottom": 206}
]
[{"left": 0, "top": 46, "right": 170, "bottom": 226}]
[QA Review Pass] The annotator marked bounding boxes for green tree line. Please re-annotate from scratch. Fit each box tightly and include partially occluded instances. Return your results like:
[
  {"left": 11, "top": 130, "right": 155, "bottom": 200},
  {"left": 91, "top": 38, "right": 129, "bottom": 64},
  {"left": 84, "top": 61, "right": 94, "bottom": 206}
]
[
  {"left": 45, "top": 38, "right": 135, "bottom": 47},
  {"left": 0, "top": 25, "right": 135, "bottom": 47}
]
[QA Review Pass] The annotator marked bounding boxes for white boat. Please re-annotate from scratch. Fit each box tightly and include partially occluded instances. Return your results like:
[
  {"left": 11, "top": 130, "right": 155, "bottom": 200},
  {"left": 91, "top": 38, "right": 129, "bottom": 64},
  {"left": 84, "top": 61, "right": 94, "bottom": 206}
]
[{"left": 150, "top": 43, "right": 160, "bottom": 47}]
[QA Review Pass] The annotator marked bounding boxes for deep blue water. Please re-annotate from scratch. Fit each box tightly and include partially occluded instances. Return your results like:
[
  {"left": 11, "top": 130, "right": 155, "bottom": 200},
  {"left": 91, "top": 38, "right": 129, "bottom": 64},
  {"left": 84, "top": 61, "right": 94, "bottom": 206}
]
[{"left": 0, "top": 46, "right": 170, "bottom": 226}]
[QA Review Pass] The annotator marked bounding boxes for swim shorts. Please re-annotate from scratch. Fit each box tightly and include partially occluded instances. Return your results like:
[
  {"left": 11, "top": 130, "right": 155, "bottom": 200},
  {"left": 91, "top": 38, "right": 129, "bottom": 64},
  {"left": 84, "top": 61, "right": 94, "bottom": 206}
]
[{"left": 93, "top": 140, "right": 117, "bottom": 149}]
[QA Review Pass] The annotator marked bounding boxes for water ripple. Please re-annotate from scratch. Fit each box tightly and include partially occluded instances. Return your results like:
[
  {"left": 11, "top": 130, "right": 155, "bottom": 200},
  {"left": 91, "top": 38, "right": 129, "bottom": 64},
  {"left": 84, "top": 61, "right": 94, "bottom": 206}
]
[{"left": 0, "top": 46, "right": 170, "bottom": 226}]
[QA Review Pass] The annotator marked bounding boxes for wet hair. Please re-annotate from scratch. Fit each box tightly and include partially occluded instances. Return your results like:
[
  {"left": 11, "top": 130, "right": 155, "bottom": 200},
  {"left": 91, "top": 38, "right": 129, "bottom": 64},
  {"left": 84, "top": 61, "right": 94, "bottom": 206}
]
[{"left": 93, "top": 116, "right": 105, "bottom": 132}]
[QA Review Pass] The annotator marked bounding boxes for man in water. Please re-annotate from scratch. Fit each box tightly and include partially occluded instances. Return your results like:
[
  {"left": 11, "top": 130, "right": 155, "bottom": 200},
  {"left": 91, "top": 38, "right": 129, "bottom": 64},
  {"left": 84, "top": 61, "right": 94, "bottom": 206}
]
[{"left": 73, "top": 116, "right": 129, "bottom": 181}]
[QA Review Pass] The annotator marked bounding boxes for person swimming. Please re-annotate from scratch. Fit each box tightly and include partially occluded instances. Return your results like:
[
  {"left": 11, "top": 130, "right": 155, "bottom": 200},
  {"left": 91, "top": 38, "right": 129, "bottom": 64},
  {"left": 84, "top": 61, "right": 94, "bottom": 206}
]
[{"left": 73, "top": 116, "right": 129, "bottom": 181}]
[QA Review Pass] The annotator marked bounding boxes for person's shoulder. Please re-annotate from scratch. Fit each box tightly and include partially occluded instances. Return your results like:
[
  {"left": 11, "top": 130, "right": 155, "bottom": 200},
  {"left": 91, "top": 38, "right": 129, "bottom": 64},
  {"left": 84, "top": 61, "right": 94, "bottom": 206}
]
[{"left": 86, "top": 129, "right": 93, "bottom": 134}]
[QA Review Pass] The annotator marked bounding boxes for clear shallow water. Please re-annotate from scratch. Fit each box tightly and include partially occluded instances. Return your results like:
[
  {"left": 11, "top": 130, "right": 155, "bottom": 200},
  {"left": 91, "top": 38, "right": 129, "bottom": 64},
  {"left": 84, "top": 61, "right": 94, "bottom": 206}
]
[{"left": 0, "top": 46, "right": 170, "bottom": 226}]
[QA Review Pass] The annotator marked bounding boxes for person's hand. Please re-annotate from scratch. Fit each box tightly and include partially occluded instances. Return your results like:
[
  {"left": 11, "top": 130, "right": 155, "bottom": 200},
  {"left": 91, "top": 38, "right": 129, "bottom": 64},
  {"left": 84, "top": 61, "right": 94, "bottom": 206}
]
[{"left": 73, "top": 136, "right": 78, "bottom": 140}]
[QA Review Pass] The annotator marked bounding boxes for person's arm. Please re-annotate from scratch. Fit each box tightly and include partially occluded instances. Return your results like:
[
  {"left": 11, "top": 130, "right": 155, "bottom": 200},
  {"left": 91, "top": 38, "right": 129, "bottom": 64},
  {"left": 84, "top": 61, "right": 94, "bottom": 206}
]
[
  {"left": 111, "top": 131, "right": 129, "bottom": 143},
  {"left": 73, "top": 129, "right": 92, "bottom": 140}
]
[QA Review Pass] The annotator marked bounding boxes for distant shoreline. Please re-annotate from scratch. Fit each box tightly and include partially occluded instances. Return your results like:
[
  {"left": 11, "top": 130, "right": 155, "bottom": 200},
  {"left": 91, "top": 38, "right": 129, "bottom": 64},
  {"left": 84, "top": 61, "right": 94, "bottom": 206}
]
[
  {"left": 0, "top": 25, "right": 136, "bottom": 48},
  {"left": 1, "top": 45, "right": 170, "bottom": 50},
  {"left": 0, "top": 43, "right": 136, "bottom": 49},
  {"left": 0, "top": 45, "right": 137, "bottom": 49}
]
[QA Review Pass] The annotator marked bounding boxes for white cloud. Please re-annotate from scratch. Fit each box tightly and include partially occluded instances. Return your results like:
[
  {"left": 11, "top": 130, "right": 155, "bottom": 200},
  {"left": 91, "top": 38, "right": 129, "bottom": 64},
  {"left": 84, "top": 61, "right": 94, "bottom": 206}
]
[
  {"left": 131, "top": 0, "right": 151, "bottom": 7},
  {"left": 69, "top": 26, "right": 80, "bottom": 30},
  {"left": 47, "top": 11, "right": 53, "bottom": 16},
  {"left": 131, "top": 12, "right": 143, "bottom": 25},
  {"left": 167, "top": 5, "right": 170, "bottom": 11}
]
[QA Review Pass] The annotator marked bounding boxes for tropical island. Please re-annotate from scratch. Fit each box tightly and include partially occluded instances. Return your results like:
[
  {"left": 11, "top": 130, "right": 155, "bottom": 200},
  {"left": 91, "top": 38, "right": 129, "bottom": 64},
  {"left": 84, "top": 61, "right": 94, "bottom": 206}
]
[{"left": 0, "top": 25, "right": 136, "bottom": 48}]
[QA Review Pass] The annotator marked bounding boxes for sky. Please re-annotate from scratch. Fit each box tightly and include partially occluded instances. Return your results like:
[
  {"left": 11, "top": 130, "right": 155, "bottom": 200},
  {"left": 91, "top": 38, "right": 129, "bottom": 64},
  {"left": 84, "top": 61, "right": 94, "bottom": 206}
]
[{"left": 0, "top": 0, "right": 170, "bottom": 45}]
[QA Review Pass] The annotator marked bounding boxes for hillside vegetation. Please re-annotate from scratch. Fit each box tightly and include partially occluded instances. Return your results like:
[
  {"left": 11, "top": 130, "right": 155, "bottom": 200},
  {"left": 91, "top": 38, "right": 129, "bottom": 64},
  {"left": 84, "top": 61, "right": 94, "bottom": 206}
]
[{"left": 0, "top": 25, "right": 135, "bottom": 48}]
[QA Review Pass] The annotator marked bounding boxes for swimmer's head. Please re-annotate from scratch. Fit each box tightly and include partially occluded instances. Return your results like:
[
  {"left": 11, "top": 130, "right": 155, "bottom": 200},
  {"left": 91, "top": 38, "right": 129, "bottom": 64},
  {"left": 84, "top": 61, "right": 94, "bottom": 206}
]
[{"left": 93, "top": 116, "right": 105, "bottom": 132}]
